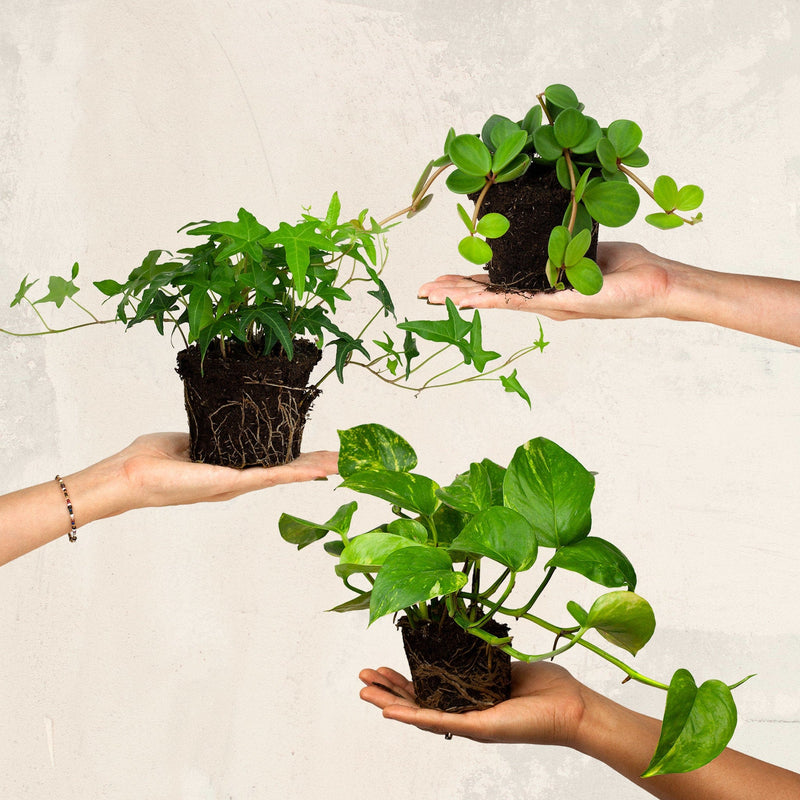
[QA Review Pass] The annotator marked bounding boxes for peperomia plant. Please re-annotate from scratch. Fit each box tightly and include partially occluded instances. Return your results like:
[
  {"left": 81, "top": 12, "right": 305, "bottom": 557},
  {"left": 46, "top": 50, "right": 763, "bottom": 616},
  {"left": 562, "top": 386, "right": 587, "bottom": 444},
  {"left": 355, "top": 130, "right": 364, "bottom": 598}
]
[
  {"left": 280, "top": 423, "right": 750, "bottom": 777},
  {"left": 403, "top": 83, "right": 704, "bottom": 294},
  {"left": 2, "top": 194, "right": 543, "bottom": 404}
]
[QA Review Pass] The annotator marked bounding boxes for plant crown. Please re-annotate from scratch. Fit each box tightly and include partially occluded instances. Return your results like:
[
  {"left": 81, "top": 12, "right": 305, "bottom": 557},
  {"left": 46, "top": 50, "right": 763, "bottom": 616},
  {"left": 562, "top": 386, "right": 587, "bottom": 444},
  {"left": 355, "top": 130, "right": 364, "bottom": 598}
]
[
  {"left": 281, "top": 423, "right": 749, "bottom": 778},
  {"left": 405, "top": 83, "right": 704, "bottom": 295},
  {"left": 3, "top": 195, "right": 544, "bottom": 401}
]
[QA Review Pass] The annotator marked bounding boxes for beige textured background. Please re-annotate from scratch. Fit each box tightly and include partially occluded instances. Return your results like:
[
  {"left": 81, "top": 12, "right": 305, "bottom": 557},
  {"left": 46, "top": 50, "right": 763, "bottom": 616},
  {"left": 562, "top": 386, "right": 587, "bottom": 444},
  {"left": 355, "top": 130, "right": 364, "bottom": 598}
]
[{"left": 1, "top": 1, "right": 798, "bottom": 797}]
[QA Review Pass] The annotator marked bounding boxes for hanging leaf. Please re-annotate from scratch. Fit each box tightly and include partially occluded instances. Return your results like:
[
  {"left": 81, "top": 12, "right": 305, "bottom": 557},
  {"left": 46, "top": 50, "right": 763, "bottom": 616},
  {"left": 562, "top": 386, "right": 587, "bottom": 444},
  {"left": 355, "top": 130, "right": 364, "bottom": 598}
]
[{"left": 337, "top": 423, "right": 417, "bottom": 477}]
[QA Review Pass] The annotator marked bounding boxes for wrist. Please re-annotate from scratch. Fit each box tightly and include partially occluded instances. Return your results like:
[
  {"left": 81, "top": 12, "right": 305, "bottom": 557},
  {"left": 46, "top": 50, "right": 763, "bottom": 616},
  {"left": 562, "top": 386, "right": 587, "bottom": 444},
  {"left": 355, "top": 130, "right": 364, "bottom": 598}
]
[{"left": 63, "top": 450, "right": 134, "bottom": 527}]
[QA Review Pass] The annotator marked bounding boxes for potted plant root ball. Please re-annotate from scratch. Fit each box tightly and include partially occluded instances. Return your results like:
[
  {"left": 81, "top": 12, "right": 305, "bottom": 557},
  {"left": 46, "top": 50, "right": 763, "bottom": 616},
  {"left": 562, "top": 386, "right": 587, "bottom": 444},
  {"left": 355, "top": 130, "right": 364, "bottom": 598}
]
[
  {"left": 281, "top": 423, "right": 752, "bottom": 776},
  {"left": 404, "top": 83, "right": 705, "bottom": 295}
]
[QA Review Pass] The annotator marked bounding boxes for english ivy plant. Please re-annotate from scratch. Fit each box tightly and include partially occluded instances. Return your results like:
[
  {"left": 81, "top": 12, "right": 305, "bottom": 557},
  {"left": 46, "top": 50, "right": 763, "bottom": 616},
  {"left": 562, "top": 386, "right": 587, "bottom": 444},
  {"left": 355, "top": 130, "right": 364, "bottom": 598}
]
[
  {"left": 280, "top": 423, "right": 750, "bottom": 778},
  {"left": 2, "top": 195, "right": 543, "bottom": 402},
  {"left": 402, "top": 83, "right": 704, "bottom": 294}
]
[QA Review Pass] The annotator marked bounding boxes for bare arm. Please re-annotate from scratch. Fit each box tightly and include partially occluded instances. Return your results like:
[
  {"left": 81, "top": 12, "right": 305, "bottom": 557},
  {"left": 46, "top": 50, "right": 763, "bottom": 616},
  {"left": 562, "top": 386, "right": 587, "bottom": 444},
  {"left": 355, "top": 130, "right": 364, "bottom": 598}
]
[
  {"left": 418, "top": 242, "right": 800, "bottom": 346},
  {"left": 0, "top": 432, "right": 338, "bottom": 566},
  {"left": 359, "top": 663, "right": 800, "bottom": 800}
]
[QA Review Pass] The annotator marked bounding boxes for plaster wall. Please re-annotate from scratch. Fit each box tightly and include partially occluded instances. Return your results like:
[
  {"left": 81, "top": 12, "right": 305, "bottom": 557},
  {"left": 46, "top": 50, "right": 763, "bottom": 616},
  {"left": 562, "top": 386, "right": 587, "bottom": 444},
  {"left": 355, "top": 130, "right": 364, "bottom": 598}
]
[{"left": 1, "top": 1, "right": 798, "bottom": 798}]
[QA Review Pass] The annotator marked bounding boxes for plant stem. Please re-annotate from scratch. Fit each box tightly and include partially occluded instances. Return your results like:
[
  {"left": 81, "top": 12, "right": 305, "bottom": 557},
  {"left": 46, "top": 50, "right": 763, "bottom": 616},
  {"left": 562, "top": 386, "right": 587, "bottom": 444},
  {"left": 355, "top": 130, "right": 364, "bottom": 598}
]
[
  {"left": 505, "top": 565, "right": 556, "bottom": 616},
  {"left": 467, "top": 573, "right": 516, "bottom": 629},
  {"left": 377, "top": 164, "right": 452, "bottom": 227},
  {"left": 0, "top": 318, "right": 118, "bottom": 337}
]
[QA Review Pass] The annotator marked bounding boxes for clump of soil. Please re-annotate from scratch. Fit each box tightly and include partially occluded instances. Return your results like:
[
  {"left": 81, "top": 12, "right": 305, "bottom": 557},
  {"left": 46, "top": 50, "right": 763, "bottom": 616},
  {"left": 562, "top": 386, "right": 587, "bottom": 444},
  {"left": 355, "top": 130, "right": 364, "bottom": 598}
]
[
  {"left": 175, "top": 338, "right": 321, "bottom": 468},
  {"left": 399, "top": 609, "right": 512, "bottom": 712},
  {"left": 470, "top": 161, "right": 598, "bottom": 294}
]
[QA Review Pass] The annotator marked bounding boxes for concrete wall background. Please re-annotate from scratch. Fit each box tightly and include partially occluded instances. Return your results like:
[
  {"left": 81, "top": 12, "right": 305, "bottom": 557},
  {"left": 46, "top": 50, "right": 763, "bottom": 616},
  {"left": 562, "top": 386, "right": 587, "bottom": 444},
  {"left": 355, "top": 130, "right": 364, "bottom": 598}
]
[{"left": 1, "top": 1, "right": 798, "bottom": 797}]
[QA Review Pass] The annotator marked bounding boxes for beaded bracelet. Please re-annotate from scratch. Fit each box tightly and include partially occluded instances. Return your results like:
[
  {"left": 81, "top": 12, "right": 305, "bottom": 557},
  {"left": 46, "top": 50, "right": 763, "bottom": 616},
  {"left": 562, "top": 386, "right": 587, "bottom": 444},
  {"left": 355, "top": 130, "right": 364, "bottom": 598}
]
[{"left": 55, "top": 475, "right": 77, "bottom": 542}]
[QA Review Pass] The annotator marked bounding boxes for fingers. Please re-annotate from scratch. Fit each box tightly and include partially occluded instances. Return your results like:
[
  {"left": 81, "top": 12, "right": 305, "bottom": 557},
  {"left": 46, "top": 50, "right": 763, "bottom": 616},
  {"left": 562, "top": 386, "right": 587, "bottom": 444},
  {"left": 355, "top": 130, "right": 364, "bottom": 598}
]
[
  {"left": 359, "top": 667, "right": 416, "bottom": 707},
  {"left": 381, "top": 704, "right": 490, "bottom": 743}
]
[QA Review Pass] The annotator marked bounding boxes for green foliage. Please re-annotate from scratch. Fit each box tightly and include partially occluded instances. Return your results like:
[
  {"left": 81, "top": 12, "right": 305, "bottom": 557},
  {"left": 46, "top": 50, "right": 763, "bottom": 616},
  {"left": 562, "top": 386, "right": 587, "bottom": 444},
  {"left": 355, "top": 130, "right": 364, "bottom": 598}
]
[
  {"left": 5, "top": 194, "right": 544, "bottom": 404},
  {"left": 282, "top": 424, "right": 747, "bottom": 777},
  {"left": 414, "top": 83, "right": 704, "bottom": 294}
]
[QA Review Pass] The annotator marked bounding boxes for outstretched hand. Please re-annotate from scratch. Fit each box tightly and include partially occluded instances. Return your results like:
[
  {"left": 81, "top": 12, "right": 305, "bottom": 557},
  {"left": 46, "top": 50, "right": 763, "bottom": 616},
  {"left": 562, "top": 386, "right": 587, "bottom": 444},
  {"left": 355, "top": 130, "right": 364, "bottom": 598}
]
[
  {"left": 358, "top": 662, "right": 587, "bottom": 747},
  {"left": 114, "top": 433, "right": 338, "bottom": 510},
  {"left": 418, "top": 242, "right": 674, "bottom": 321}
]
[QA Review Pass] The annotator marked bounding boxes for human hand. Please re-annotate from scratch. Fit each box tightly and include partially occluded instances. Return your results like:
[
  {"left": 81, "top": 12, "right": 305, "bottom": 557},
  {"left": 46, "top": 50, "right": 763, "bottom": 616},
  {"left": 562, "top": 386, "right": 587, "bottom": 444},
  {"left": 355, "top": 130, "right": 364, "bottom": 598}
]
[
  {"left": 81, "top": 433, "right": 338, "bottom": 516},
  {"left": 358, "top": 662, "right": 587, "bottom": 747},
  {"left": 418, "top": 242, "right": 676, "bottom": 322}
]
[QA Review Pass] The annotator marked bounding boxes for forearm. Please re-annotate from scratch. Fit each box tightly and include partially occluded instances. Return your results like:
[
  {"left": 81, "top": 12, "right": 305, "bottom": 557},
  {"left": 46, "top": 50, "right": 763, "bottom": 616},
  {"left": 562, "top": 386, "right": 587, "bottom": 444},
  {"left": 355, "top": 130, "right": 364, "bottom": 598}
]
[
  {"left": 0, "top": 454, "right": 131, "bottom": 565},
  {"left": 574, "top": 688, "right": 800, "bottom": 800},
  {"left": 664, "top": 260, "right": 800, "bottom": 346}
]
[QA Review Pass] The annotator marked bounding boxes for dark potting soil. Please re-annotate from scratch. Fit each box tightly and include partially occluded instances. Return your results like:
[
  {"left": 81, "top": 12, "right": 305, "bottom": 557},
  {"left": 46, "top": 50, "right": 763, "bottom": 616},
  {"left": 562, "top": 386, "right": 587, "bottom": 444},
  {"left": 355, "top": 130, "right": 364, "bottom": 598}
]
[
  {"left": 470, "top": 161, "right": 598, "bottom": 294},
  {"left": 399, "top": 610, "right": 512, "bottom": 712},
  {"left": 175, "top": 338, "right": 321, "bottom": 469}
]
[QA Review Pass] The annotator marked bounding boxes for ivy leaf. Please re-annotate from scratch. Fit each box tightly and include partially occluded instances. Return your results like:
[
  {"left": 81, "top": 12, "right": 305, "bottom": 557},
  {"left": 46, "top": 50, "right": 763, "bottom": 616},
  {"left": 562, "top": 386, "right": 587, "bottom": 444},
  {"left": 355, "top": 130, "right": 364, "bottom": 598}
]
[
  {"left": 34, "top": 274, "right": 80, "bottom": 308},
  {"left": 186, "top": 208, "right": 270, "bottom": 262},
  {"left": 499, "top": 369, "right": 531, "bottom": 408},
  {"left": 337, "top": 423, "right": 417, "bottom": 477},
  {"left": 10, "top": 275, "right": 38, "bottom": 307},
  {"left": 402, "top": 328, "right": 419, "bottom": 379},
  {"left": 369, "top": 546, "right": 467, "bottom": 624},
  {"left": 263, "top": 220, "right": 336, "bottom": 297},
  {"left": 643, "top": 670, "right": 737, "bottom": 777},
  {"left": 459, "top": 310, "right": 500, "bottom": 372},
  {"left": 329, "top": 335, "right": 370, "bottom": 382},
  {"left": 397, "top": 297, "right": 471, "bottom": 345},
  {"left": 366, "top": 266, "right": 395, "bottom": 317}
]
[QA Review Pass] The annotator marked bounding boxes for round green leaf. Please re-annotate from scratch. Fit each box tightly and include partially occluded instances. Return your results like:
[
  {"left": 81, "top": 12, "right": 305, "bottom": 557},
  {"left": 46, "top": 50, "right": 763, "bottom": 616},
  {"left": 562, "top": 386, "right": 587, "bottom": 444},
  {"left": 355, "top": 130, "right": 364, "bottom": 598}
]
[
  {"left": 450, "top": 506, "right": 538, "bottom": 572},
  {"left": 553, "top": 108, "right": 589, "bottom": 149},
  {"left": 565, "top": 257, "right": 603, "bottom": 295},
  {"left": 447, "top": 134, "right": 493, "bottom": 177},
  {"left": 489, "top": 118, "right": 523, "bottom": 150},
  {"left": 676, "top": 184, "right": 704, "bottom": 211},
  {"left": 521, "top": 104, "right": 543, "bottom": 135},
  {"left": 494, "top": 153, "right": 531, "bottom": 183},
  {"left": 574, "top": 167, "right": 592, "bottom": 203},
  {"left": 571, "top": 116, "right": 602, "bottom": 155},
  {"left": 476, "top": 212, "right": 510, "bottom": 239},
  {"left": 492, "top": 129, "right": 528, "bottom": 174},
  {"left": 544, "top": 83, "right": 579, "bottom": 110},
  {"left": 555, "top": 156, "right": 571, "bottom": 190},
  {"left": 645, "top": 212, "right": 684, "bottom": 230},
  {"left": 653, "top": 175, "right": 679, "bottom": 211},
  {"left": 503, "top": 437, "right": 595, "bottom": 548},
  {"left": 607, "top": 119, "right": 643, "bottom": 158},
  {"left": 547, "top": 225, "right": 570, "bottom": 267},
  {"left": 533, "top": 125, "right": 563, "bottom": 161},
  {"left": 564, "top": 228, "right": 591, "bottom": 267},
  {"left": 620, "top": 146, "right": 649, "bottom": 167},
  {"left": 596, "top": 137, "right": 618, "bottom": 173},
  {"left": 481, "top": 114, "right": 513, "bottom": 148},
  {"left": 446, "top": 169, "right": 489, "bottom": 195},
  {"left": 582, "top": 180, "right": 640, "bottom": 227},
  {"left": 457, "top": 203, "right": 475, "bottom": 233},
  {"left": 337, "top": 423, "right": 417, "bottom": 477},
  {"left": 458, "top": 236, "right": 493, "bottom": 265},
  {"left": 369, "top": 546, "right": 467, "bottom": 624}
]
